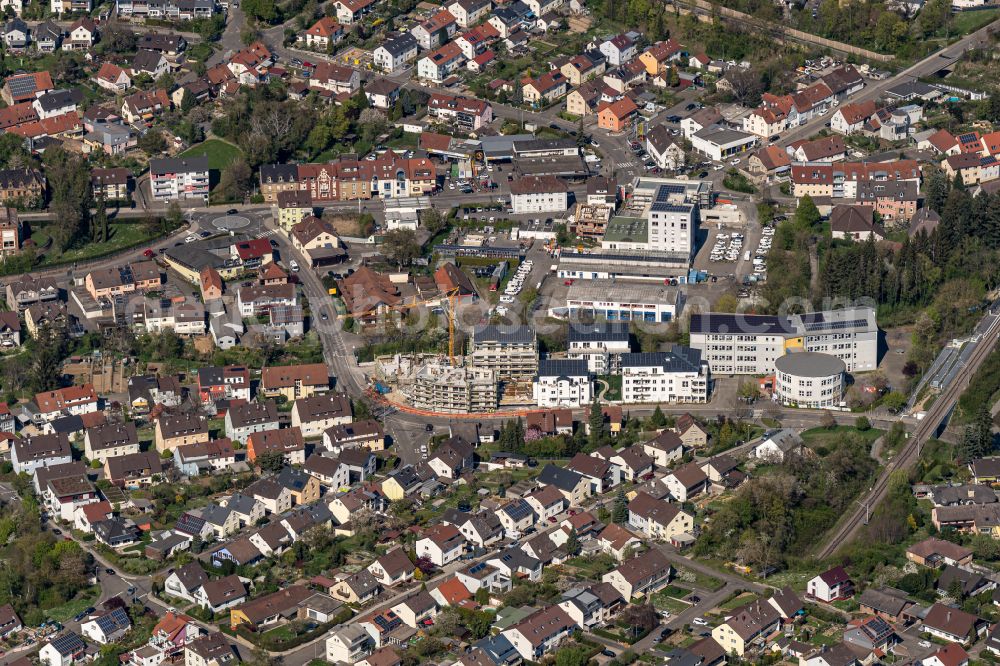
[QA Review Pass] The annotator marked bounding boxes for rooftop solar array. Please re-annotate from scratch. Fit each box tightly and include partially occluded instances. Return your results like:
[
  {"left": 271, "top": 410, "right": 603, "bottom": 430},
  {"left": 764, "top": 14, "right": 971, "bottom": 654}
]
[
  {"left": 802, "top": 318, "right": 868, "bottom": 332},
  {"left": 5, "top": 75, "right": 39, "bottom": 100},
  {"left": 503, "top": 499, "right": 533, "bottom": 521},
  {"left": 650, "top": 203, "right": 693, "bottom": 213}
]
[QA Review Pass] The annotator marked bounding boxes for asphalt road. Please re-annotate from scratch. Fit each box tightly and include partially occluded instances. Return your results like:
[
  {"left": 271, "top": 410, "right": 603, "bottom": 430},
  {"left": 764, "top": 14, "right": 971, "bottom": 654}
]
[{"left": 774, "top": 21, "right": 999, "bottom": 149}]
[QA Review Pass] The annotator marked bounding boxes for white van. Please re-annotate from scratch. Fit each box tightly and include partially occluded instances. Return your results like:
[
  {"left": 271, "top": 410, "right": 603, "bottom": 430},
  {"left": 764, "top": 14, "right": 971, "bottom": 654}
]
[{"left": 743, "top": 251, "right": 751, "bottom": 261}]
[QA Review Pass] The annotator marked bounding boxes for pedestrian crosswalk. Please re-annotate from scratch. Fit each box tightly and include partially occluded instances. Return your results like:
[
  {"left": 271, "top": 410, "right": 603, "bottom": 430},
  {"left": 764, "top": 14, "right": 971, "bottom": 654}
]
[
  {"left": 255, "top": 228, "right": 278, "bottom": 239},
  {"left": 617, "top": 161, "right": 637, "bottom": 168}
]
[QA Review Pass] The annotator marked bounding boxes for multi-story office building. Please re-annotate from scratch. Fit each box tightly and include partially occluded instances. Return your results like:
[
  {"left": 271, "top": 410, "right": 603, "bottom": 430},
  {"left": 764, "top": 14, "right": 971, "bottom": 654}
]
[
  {"left": 689, "top": 307, "right": 878, "bottom": 375},
  {"left": 469, "top": 325, "right": 538, "bottom": 381},
  {"left": 600, "top": 178, "right": 710, "bottom": 260}
]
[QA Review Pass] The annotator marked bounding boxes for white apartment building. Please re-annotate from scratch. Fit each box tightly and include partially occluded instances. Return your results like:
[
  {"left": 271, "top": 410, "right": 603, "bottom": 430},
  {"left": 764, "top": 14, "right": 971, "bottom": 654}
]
[
  {"left": 510, "top": 175, "right": 569, "bottom": 214},
  {"left": 688, "top": 307, "right": 879, "bottom": 375},
  {"left": 566, "top": 322, "right": 632, "bottom": 373},
  {"left": 150, "top": 156, "right": 209, "bottom": 202},
  {"left": 620, "top": 348, "right": 710, "bottom": 404},
  {"left": 533, "top": 359, "right": 592, "bottom": 408}
]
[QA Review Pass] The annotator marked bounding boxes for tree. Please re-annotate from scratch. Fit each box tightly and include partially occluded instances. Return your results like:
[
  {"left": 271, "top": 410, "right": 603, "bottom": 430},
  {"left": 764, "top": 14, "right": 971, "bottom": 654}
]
[
  {"left": 649, "top": 405, "right": 667, "bottom": 428},
  {"left": 101, "top": 19, "right": 137, "bottom": 53},
  {"left": 726, "top": 66, "right": 763, "bottom": 107},
  {"left": 565, "top": 528, "right": 581, "bottom": 556},
  {"left": 217, "top": 159, "right": 254, "bottom": 202},
  {"left": 820, "top": 410, "right": 837, "bottom": 429},
  {"left": 588, "top": 398, "right": 604, "bottom": 448},
  {"left": 855, "top": 415, "right": 871, "bottom": 432},
  {"left": 882, "top": 391, "right": 907, "bottom": 413},
  {"left": 715, "top": 293, "right": 739, "bottom": 313},
  {"left": 44, "top": 149, "right": 92, "bottom": 249},
  {"left": 242, "top": 0, "right": 276, "bottom": 20},
  {"left": 382, "top": 229, "right": 421, "bottom": 267},
  {"left": 737, "top": 379, "right": 760, "bottom": 402},
  {"left": 30, "top": 323, "right": 67, "bottom": 393},
  {"left": 794, "top": 194, "right": 822, "bottom": 230},
  {"left": 924, "top": 168, "right": 950, "bottom": 213},
  {"left": 612, "top": 487, "right": 628, "bottom": 523},
  {"left": 256, "top": 450, "right": 286, "bottom": 473},
  {"left": 421, "top": 208, "right": 446, "bottom": 235},
  {"left": 93, "top": 195, "right": 109, "bottom": 244},
  {"left": 165, "top": 201, "right": 185, "bottom": 235},
  {"left": 138, "top": 129, "right": 167, "bottom": 155}
]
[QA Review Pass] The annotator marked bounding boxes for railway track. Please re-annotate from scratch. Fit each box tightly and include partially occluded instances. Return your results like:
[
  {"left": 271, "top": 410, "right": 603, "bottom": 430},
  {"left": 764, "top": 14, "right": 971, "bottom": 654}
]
[{"left": 814, "top": 311, "right": 1000, "bottom": 559}]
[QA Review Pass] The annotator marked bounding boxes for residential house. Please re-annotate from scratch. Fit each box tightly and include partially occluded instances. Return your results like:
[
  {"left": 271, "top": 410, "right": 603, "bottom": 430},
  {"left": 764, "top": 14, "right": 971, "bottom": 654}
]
[
  {"left": 602, "top": 548, "right": 673, "bottom": 600},
  {"left": 261, "top": 363, "right": 329, "bottom": 401},
  {"left": 246, "top": 427, "right": 306, "bottom": 466},
  {"left": 663, "top": 462, "right": 709, "bottom": 501},
  {"left": 416, "top": 524, "right": 466, "bottom": 566},
  {"left": 628, "top": 491, "right": 693, "bottom": 540},
  {"left": 711, "top": 599, "right": 781, "bottom": 656},
  {"left": 807, "top": 566, "right": 854, "bottom": 603},
  {"left": 154, "top": 413, "right": 209, "bottom": 453},
  {"left": 501, "top": 605, "right": 576, "bottom": 661},
  {"left": 291, "top": 393, "right": 351, "bottom": 438}
]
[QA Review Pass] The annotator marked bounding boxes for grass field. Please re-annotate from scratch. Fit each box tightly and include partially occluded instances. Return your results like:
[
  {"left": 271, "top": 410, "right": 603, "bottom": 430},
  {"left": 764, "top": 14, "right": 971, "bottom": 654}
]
[
  {"left": 179, "top": 139, "right": 244, "bottom": 171},
  {"left": 951, "top": 7, "right": 1000, "bottom": 35},
  {"left": 799, "top": 425, "right": 883, "bottom": 453},
  {"left": 35, "top": 221, "right": 180, "bottom": 266},
  {"left": 46, "top": 586, "right": 100, "bottom": 622}
]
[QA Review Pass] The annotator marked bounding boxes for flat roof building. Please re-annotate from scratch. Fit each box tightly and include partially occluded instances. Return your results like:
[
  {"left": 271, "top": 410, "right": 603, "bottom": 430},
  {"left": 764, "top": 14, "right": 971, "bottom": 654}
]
[{"left": 689, "top": 307, "right": 878, "bottom": 375}]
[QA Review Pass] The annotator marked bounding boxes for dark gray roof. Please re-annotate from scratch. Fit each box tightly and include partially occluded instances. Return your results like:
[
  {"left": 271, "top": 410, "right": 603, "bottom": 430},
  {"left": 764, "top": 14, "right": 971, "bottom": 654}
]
[
  {"left": 620, "top": 347, "right": 702, "bottom": 372},
  {"left": 380, "top": 31, "right": 417, "bottom": 56},
  {"left": 537, "top": 463, "right": 584, "bottom": 491},
  {"left": 774, "top": 352, "right": 845, "bottom": 377},
  {"left": 537, "top": 359, "right": 589, "bottom": 378},
  {"left": 689, "top": 312, "right": 796, "bottom": 335},
  {"left": 150, "top": 156, "right": 210, "bottom": 175},
  {"left": 132, "top": 49, "right": 165, "bottom": 72},
  {"left": 35, "top": 88, "right": 82, "bottom": 112},
  {"left": 474, "top": 324, "right": 534, "bottom": 345},
  {"left": 567, "top": 321, "right": 630, "bottom": 343}
]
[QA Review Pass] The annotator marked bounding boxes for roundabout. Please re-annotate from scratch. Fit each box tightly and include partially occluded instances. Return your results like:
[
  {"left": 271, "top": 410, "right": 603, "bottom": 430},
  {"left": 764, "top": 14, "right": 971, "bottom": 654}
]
[{"left": 212, "top": 214, "right": 252, "bottom": 232}]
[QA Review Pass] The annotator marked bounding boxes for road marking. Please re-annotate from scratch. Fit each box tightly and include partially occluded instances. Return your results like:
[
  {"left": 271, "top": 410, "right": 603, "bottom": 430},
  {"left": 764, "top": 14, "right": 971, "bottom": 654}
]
[
  {"left": 616, "top": 161, "right": 636, "bottom": 168},
  {"left": 255, "top": 229, "right": 277, "bottom": 238}
]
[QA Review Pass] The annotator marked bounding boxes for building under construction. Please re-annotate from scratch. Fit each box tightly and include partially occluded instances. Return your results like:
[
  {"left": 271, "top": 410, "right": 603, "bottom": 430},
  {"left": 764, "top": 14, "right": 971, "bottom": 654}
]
[{"left": 410, "top": 362, "right": 498, "bottom": 413}]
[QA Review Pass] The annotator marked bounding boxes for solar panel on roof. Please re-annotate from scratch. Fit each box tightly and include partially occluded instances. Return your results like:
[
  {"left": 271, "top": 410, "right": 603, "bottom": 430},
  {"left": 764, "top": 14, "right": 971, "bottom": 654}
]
[
  {"left": 959, "top": 133, "right": 978, "bottom": 143},
  {"left": 803, "top": 318, "right": 867, "bottom": 332},
  {"left": 6, "top": 76, "right": 38, "bottom": 99},
  {"left": 469, "top": 562, "right": 487, "bottom": 574}
]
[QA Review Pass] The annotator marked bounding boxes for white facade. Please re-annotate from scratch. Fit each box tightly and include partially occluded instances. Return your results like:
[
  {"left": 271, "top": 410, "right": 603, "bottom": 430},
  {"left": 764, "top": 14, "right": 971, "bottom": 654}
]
[
  {"left": 533, "top": 360, "right": 593, "bottom": 408},
  {"left": 774, "top": 352, "right": 845, "bottom": 408},
  {"left": 690, "top": 127, "right": 757, "bottom": 162},
  {"left": 689, "top": 307, "right": 878, "bottom": 375},
  {"left": 511, "top": 188, "right": 569, "bottom": 214},
  {"left": 620, "top": 351, "right": 709, "bottom": 404}
]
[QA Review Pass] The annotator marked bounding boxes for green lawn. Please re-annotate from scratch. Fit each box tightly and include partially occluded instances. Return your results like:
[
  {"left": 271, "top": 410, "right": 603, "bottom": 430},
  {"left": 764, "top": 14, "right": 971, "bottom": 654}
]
[
  {"left": 179, "top": 139, "right": 244, "bottom": 171},
  {"left": 951, "top": 7, "right": 1000, "bottom": 35},
  {"left": 799, "top": 425, "right": 883, "bottom": 453},
  {"left": 36, "top": 221, "right": 180, "bottom": 266},
  {"left": 46, "top": 586, "right": 100, "bottom": 622}
]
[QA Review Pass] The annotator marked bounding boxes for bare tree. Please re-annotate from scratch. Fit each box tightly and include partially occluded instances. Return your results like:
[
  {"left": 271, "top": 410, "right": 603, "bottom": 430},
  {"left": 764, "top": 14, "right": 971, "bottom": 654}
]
[{"left": 726, "top": 67, "right": 763, "bottom": 107}]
